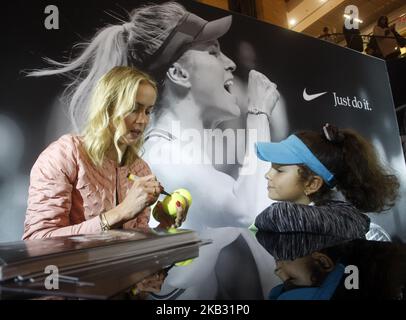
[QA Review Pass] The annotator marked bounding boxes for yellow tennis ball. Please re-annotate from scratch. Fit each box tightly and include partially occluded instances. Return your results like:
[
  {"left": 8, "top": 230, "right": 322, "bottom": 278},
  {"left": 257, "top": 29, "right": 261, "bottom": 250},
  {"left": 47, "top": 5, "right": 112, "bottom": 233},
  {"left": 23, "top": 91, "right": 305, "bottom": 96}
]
[
  {"left": 166, "top": 227, "right": 179, "bottom": 234},
  {"left": 162, "top": 192, "right": 187, "bottom": 217},
  {"left": 175, "top": 258, "right": 194, "bottom": 267},
  {"left": 173, "top": 188, "right": 192, "bottom": 206}
]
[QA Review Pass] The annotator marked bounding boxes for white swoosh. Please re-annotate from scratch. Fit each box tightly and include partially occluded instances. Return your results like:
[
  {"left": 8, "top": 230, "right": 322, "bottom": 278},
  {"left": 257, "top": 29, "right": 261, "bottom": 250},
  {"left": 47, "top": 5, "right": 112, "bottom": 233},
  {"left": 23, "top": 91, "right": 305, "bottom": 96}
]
[{"left": 303, "top": 88, "right": 327, "bottom": 101}]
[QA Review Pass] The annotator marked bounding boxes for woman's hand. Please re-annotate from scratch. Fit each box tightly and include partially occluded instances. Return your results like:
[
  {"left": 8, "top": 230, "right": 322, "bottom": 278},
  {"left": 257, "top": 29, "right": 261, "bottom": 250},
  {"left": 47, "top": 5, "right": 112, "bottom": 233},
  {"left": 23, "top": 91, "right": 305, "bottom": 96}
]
[
  {"left": 247, "top": 70, "right": 280, "bottom": 116},
  {"left": 153, "top": 199, "right": 189, "bottom": 229},
  {"left": 106, "top": 174, "right": 163, "bottom": 226}
]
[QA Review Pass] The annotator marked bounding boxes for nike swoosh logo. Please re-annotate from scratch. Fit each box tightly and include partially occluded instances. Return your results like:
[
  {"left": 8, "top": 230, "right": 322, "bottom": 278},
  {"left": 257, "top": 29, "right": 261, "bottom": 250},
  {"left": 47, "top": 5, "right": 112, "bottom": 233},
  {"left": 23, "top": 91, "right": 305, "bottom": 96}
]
[{"left": 303, "top": 88, "right": 327, "bottom": 101}]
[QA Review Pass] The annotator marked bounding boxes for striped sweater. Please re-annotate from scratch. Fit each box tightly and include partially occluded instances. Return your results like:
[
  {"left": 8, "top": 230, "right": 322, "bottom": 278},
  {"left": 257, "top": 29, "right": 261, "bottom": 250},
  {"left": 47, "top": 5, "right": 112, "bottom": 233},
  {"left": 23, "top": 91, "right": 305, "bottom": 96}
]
[{"left": 254, "top": 200, "right": 370, "bottom": 239}]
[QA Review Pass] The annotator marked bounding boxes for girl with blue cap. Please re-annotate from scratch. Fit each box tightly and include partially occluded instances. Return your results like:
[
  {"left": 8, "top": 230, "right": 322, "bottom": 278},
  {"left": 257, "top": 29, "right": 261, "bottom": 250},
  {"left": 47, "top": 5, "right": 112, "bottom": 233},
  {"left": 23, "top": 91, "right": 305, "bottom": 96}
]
[{"left": 253, "top": 123, "right": 399, "bottom": 239}]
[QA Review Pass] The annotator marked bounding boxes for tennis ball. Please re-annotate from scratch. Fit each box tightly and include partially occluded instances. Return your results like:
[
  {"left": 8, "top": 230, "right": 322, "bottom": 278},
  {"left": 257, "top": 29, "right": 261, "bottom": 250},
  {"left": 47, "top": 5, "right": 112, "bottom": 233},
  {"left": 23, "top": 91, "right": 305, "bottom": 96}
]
[
  {"left": 173, "top": 188, "right": 192, "bottom": 207},
  {"left": 162, "top": 192, "right": 187, "bottom": 217},
  {"left": 175, "top": 258, "right": 194, "bottom": 267},
  {"left": 166, "top": 227, "right": 180, "bottom": 234}
]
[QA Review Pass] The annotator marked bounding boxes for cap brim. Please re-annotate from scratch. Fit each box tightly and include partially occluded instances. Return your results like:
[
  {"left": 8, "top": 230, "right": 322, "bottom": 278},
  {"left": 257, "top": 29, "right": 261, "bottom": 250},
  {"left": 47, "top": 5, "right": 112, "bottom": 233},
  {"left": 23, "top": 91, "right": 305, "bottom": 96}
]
[
  {"left": 195, "top": 15, "right": 232, "bottom": 42},
  {"left": 256, "top": 142, "right": 303, "bottom": 164}
]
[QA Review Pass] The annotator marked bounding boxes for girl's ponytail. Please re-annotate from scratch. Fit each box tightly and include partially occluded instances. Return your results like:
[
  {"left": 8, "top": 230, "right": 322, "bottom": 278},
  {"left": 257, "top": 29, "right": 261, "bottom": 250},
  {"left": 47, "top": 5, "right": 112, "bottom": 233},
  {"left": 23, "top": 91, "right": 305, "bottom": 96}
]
[
  {"left": 297, "top": 124, "right": 399, "bottom": 213},
  {"left": 336, "top": 129, "right": 399, "bottom": 212}
]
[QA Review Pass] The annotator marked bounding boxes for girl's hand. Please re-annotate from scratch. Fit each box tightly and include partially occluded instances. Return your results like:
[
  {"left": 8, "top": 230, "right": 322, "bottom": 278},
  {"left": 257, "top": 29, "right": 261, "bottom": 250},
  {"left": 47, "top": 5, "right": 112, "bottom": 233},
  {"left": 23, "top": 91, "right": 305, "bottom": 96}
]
[
  {"left": 247, "top": 70, "right": 280, "bottom": 116},
  {"left": 153, "top": 198, "right": 189, "bottom": 229}
]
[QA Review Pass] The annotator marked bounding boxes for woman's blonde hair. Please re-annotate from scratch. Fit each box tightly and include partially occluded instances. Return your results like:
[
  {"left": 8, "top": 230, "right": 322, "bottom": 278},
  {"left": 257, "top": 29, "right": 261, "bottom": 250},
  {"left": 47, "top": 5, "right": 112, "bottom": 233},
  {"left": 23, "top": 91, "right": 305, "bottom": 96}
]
[{"left": 82, "top": 66, "right": 157, "bottom": 167}]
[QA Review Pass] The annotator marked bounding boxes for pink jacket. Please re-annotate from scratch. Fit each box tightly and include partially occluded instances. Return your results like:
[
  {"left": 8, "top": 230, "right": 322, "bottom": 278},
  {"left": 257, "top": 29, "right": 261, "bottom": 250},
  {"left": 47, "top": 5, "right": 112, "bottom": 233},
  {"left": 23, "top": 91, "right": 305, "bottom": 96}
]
[{"left": 23, "top": 134, "right": 152, "bottom": 240}]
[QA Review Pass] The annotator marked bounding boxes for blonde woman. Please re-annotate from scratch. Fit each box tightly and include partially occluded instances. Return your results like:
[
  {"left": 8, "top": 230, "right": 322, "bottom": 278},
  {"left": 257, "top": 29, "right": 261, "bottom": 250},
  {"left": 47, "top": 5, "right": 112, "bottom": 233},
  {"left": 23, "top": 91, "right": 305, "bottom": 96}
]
[{"left": 23, "top": 66, "right": 187, "bottom": 241}]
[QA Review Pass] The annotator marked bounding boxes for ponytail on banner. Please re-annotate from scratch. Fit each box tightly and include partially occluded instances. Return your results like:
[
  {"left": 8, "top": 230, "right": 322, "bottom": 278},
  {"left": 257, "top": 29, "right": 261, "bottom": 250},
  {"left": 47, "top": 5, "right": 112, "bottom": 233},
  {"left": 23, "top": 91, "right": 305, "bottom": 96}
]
[
  {"left": 27, "top": 2, "right": 187, "bottom": 132},
  {"left": 296, "top": 124, "right": 399, "bottom": 213},
  {"left": 29, "top": 24, "right": 130, "bottom": 132}
]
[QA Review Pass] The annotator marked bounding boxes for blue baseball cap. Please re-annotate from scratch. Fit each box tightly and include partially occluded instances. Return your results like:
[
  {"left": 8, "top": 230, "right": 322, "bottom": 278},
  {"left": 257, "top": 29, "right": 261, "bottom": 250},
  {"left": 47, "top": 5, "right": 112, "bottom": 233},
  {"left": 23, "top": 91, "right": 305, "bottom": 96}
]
[{"left": 256, "top": 135, "right": 336, "bottom": 187}]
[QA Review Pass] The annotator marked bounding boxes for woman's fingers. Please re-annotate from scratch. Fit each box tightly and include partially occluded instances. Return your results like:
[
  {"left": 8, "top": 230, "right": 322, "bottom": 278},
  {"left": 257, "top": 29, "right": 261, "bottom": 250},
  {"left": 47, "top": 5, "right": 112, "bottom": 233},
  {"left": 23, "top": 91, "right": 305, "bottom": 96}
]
[
  {"left": 153, "top": 195, "right": 189, "bottom": 228},
  {"left": 132, "top": 175, "right": 162, "bottom": 200},
  {"left": 248, "top": 69, "right": 279, "bottom": 114},
  {"left": 249, "top": 69, "right": 273, "bottom": 86},
  {"left": 143, "top": 181, "right": 162, "bottom": 189},
  {"left": 153, "top": 201, "right": 173, "bottom": 226},
  {"left": 135, "top": 175, "right": 161, "bottom": 191},
  {"left": 174, "top": 196, "right": 188, "bottom": 227},
  {"left": 144, "top": 186, "right": 161, "bottom": 197},
  {"left": 136, "top": 174, "right": 156, "bottom": 182}
]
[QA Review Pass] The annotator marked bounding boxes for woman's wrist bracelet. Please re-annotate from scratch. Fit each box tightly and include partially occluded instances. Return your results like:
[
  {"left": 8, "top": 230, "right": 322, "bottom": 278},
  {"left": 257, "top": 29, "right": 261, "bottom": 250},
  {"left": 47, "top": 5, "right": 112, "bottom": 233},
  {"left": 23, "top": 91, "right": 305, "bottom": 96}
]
[
  {"left": 99, "top": 212, "right": 111, "bottom": 231},
  {"left": 247, "top": 108, "right": 270, "bottom": 121}
]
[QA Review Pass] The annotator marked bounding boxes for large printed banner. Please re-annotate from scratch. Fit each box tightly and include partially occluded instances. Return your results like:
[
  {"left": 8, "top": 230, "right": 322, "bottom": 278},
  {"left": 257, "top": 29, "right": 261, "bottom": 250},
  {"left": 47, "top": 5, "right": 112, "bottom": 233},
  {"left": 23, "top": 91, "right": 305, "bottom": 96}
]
[{"left": 1, "top": 0, "right": 405, "bottom": 299}]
